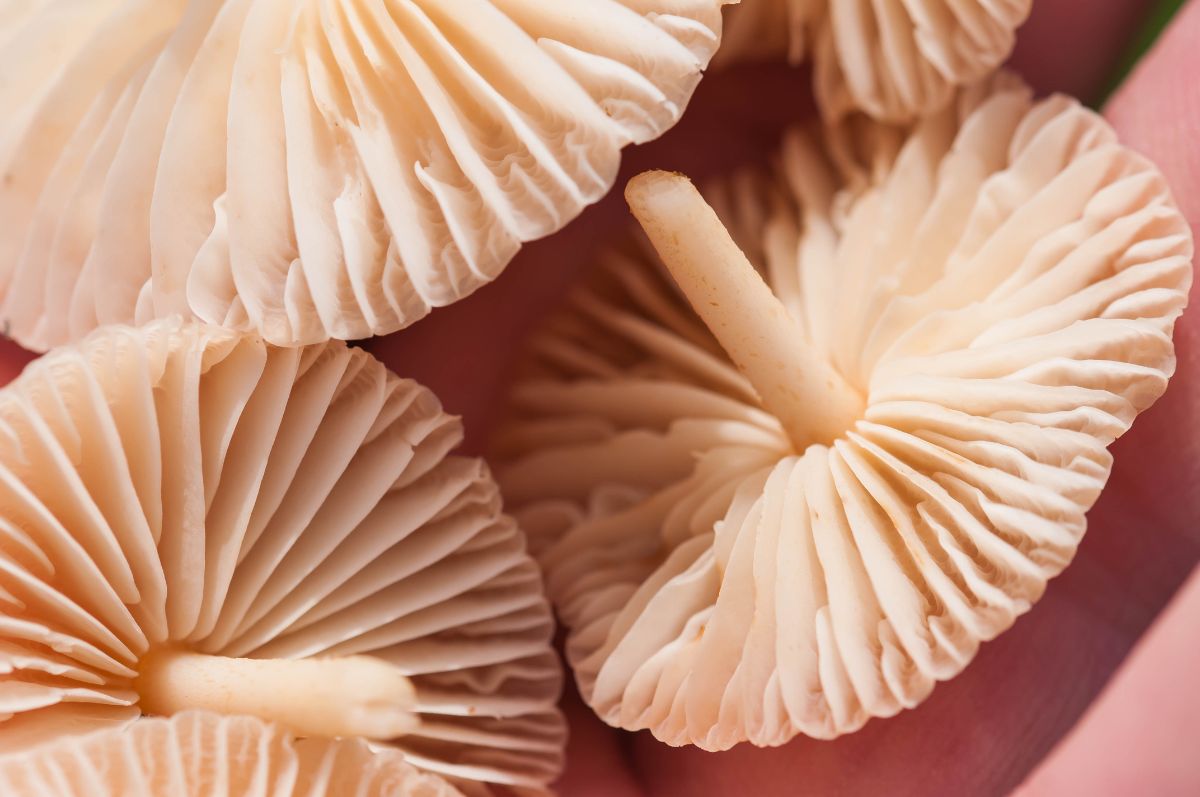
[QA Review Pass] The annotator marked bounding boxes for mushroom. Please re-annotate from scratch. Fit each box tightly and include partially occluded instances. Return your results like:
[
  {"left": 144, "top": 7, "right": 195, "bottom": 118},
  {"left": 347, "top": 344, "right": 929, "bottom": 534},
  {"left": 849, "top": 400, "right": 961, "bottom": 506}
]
[
  {"left": 714, "top": 0, "right": 815, "bottom": 66},
  {"left": 717, "top": 0, "right": 1032, "bottom": 122},
  {"left": 0, "top": 710, "right": 463, "bottom": 796},
  {"left": 493, "top": 76, "right": 1194, "bottom": 750},
  {"left": 0, "top": 0, "right": 733, "bottom": 351},
  {"left": 0, "top": 318, "right": 563, "bottom": 794}
]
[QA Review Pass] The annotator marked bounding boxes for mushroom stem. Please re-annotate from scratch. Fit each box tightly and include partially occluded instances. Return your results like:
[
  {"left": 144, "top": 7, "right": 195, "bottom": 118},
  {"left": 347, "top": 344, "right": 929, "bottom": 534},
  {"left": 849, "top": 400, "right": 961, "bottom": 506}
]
[
  {"left": 136, "top": 650, "right": 418, "bottom": 740},
  {"left": 625, "top": 170, "right": 863, "bottom": 449}
]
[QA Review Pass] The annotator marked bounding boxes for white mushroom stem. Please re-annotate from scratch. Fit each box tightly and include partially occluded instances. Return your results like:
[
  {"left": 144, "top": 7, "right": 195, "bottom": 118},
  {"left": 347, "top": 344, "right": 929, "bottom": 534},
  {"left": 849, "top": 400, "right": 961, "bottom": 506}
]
[
  {"left": 625, "top": 170, "right": 863, "bottom": 449},
  {"left": 136, "top": 650, "right": 419, "bottom": 740}
]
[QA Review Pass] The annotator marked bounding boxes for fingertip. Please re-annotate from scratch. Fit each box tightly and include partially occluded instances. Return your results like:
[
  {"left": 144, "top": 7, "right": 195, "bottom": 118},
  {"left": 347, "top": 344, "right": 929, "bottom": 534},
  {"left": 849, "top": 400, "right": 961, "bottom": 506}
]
[
  {"left": 1105, "top": 0, "right": 1200, "bottom": 227},
  {"left": 1015, "top": 566, "right": 1200, "bottom": 796}
]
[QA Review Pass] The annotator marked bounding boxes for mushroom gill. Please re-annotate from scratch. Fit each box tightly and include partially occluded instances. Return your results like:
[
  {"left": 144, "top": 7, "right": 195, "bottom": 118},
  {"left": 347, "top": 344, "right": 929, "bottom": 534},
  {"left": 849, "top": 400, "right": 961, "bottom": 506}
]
[
  {"left": 0, "top": 318, "right": 564, "bottom": 795},
  {"left": 717, "top": 0, "right": 1033, "bottom": 122},
  {"left": 0, "top": 710, "right": 464, "bottom": 796},
  {"left": 493, "top": 75, "right": 1194, "bottom": 750},
  {"left": 0, "top": 0, "right": 733, "bottom": 351}
]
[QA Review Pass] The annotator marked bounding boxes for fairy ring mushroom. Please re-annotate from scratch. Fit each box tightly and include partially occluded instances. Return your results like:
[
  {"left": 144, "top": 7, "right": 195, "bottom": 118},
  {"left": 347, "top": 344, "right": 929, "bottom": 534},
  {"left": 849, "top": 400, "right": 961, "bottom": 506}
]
[
  {"left": 716, "top": 0, "right": 1033, "bottom": 122},
  {"left": 0, "top": 0, "right": 733, "bottom": 351},
  {"left": 492, "top": 76, "right": 1194, "bottom": 750},
  {"left": 0, "top": 710, "right": 464, "bottom": 797},
  {"left": 0, "top": 318, "right": 563, "bottom": 795}
]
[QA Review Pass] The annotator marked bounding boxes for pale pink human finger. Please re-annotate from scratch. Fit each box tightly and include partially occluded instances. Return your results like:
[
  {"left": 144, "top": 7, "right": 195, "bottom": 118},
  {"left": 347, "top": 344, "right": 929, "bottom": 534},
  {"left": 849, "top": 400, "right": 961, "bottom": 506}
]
[
  {"left": 1014, "top": 7, "right": 1200, "bottom": 792},
  {"left": 1013, "top": 565, "right": 1200, "bottom": 796}
]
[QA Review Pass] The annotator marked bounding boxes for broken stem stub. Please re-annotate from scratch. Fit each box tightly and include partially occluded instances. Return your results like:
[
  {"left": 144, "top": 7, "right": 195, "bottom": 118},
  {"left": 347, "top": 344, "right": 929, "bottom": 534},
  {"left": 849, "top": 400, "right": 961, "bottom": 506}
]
[
  {"left": 625, "top": 170, "right": 863, "bottom": 450},
  {"left": 136, "top": 650, "right": 419, "bottom": 740}
]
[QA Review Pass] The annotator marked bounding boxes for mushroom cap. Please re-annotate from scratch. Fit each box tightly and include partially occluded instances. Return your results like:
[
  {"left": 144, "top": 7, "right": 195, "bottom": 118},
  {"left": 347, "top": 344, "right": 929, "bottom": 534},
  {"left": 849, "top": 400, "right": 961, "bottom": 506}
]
[
  {"left": 710, "top": 0, "right": 816, "bottom": 66},
  {"left": 0, "top": 318, "right": 563, "bottom": 794},
  {"left": 493, "top": 77, "right": 1194, "bottom": 749},
  {"left": 0, "top": 0, "right": 732, "bottom": 351},
  {"left": 0, "top": 710, "right": 464, "bottom": 797},
  {"left": 714, "top": 0, "right": 815, "bottom": 66},
  {"left": 717, "top": 0, "right": 1033, "bottom": 122}
]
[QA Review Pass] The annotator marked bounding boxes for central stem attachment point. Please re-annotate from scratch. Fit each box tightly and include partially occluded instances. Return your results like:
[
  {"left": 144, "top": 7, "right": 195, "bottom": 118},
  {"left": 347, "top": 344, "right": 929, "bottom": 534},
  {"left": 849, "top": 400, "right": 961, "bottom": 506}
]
[
  {"left": 136, "top": 650, "right": 418, "bottom": 740},
  {"left": 625, "top": 170, "right": 863, "bottom": 450}
]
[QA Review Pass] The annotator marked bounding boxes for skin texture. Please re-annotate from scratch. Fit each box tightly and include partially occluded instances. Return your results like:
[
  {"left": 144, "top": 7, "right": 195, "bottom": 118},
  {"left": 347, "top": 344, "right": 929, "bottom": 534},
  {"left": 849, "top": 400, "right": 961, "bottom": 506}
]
[{"left": 0, "top": 2, "right": 1195, "bottom": 794}]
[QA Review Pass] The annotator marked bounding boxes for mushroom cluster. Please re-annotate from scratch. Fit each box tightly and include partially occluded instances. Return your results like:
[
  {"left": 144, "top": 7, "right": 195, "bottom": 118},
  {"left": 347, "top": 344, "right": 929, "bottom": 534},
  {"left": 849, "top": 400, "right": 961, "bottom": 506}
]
[
  {"left": 0, "top": 319, "right": 563, "bottom": 794},
  {"left": 0, "top": 711, "right": 465, "bottom": 797},
  {"left": 0, "top": 0, "right": 730, "bottom": 351},
  {"left": 494, "top": 75, "right": 1193, "bottom": 749},
  {"left": 0, "top": 0, "right": 1195, "bottom": 792},
  {"left": 719, "top": 0, "right": 1034, "bottom": 121}
]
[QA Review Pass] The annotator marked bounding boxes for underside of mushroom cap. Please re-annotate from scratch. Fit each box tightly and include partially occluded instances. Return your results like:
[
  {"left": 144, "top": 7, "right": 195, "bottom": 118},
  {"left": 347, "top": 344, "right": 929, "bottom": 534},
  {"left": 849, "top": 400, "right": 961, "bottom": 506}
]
[
  {"left": 493, "top": 75, "right": 1193, "bottom": 750},
  {"left": 717, "top": 0, "right": 1033, "bottom": 122},
  {"left": 714, "top": 0, "right": 817, "bottom": 66},
  {"left": 0, "top": 710, "right": 465, "bottom": 797},
  {"left": 0, "top": 0, "right": 733, "bottom": 351},
  {"left": 0, "top": 318, "right": 563, "bottom": 795}
]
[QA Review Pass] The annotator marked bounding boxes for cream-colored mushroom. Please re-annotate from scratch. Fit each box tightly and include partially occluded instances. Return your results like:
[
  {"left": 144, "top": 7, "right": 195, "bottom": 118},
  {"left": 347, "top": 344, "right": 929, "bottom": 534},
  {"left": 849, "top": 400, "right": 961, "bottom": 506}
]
[
  {"left": 0, "top": 710, "right": 464, "bottom": 796},
  {"left": 0, "top": 0, "right": 734, "bottom": 351},
  {"left": 493, "top": 76, "right": 1193, "bottom": 750},
  {"left": 715, "top": 0, "right": 818, "bottom": 66},
  {"left": 0, "top": 318, "right": 563, "bottom": 794},
  {"left": 717, "top": 0, "right": 1032, "bottom": 122}
]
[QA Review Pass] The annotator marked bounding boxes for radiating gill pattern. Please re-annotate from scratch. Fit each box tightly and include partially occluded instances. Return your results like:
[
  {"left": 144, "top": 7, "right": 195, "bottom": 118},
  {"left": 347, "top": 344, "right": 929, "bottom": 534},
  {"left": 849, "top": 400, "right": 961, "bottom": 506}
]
[
  {"left": 0, "top": 0, "right": 730, "bottom": 349},
  {"left": 0, "top": 711, "right": 466, "bottom": 797},
  {"left": 0, "top": 319, "right": 564, "bottom": 795},
  {"left": 494, "top": 79, "right": 1192, "bottom": 749},
  {"left": 718, "top": 0, "right": 1032, "bottom": 122}
]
